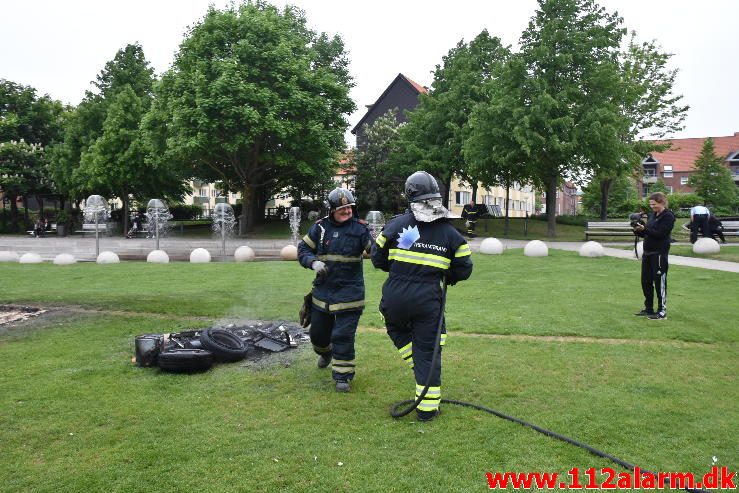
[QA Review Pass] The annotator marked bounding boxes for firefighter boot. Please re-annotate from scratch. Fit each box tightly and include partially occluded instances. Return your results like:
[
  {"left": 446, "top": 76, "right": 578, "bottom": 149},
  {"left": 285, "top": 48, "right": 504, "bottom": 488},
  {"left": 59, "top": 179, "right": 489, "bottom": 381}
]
[
  {"left": 317, "top": 353, "right": 332, "bottom": 369},
  {"left": 335, "top": 380, "right": 351, "bottom": 393}
]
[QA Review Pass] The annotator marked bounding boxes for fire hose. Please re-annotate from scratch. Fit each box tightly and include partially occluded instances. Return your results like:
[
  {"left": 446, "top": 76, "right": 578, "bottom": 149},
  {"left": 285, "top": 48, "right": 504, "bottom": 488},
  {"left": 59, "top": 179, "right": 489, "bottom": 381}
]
[{"left": 389, "top": 277, "right": 711, "bottom": 493}]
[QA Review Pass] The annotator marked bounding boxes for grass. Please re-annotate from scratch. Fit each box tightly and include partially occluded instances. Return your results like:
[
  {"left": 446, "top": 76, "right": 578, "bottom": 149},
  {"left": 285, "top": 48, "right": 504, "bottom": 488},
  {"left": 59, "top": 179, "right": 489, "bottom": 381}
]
[{"left": 0, "top": 251, "right": 736, "bottom": 492}]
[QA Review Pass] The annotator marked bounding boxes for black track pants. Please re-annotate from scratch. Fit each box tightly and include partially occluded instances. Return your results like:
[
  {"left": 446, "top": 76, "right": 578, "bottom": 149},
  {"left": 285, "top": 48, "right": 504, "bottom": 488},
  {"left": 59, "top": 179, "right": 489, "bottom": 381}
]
[{"left": 641, "top": 253, "right": 668, "bottom": 315}]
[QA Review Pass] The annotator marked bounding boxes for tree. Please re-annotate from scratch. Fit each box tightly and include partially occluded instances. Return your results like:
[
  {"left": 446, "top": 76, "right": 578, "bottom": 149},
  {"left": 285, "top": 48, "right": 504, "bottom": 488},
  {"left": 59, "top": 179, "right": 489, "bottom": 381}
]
[
  {"left": 392, "top": 31, "right": 509, "bottom": 208},
  {"left": 77, "top": 86, "right": 186, "bottom": 231},
  {"left": 0, "top": 80, "right": 63, "bottom": 231},
  {"left": 468, "top": 0, "right": 629, "bottom": 236},
  {"left": 148, "top": 1, "right": 355, "bottom": 233},
  {"left": 593, "top": 33, "right": 688, "bottom": 219},
  {"left": 581, "top": 173, "right": 638, "bottom": 216},
  {"left": 353, "top": 110, "right": 410, "bottom": 213},
  {"left": 688, "top": 138, "right": 737, "bottom": 208}
]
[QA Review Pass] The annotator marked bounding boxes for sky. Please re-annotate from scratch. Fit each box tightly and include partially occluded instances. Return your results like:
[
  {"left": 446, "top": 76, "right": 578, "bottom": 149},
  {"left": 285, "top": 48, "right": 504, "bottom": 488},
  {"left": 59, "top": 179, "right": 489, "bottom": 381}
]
[{"left": 2, "top": 0, "right": 737, "bottom": 146}]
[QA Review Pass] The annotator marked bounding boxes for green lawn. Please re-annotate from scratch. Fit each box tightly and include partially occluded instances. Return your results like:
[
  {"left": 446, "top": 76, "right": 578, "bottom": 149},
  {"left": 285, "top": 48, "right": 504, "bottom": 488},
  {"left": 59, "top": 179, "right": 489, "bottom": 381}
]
[{"left": 1, "top": 251, "right": 736, "bottom": 492}]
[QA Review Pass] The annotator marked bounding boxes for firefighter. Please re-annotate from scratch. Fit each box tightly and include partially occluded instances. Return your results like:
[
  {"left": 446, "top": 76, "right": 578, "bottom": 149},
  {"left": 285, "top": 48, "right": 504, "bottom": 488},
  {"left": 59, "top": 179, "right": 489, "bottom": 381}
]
[
  {"left": 371, "top": 171, "right": 473, "bottom": 421},
  {"left": 461, "top": 199, "right": 478, "bottom": 238},
  {"left": 297, "top": 188, "right": 372, "bottom": 392}
]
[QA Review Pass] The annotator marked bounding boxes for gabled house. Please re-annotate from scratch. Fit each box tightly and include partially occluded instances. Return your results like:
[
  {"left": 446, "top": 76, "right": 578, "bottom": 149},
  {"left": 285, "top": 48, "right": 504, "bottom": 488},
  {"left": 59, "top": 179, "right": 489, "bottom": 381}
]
[
  {"left": 639, "top": 132, "right": 739, "bottom": 197},
  {"left": 351, "top": 73, "right": 536, "bottom": 217},
  {"left": 351, "top": 73, "right": 428, "bottom": 148}
]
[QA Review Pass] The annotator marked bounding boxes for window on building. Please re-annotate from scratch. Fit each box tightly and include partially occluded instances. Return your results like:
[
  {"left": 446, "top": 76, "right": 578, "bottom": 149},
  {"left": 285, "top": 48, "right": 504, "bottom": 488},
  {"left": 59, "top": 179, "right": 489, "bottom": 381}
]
[
  {"left": 643, "top": 185, "right": 651, "bottom": 197},
  {"left": 644, "top": 168, "right": 657, "bottom": 177},
  {"left": 199, "top": 188, "right": 208, "bottom": 197},
  {"left": 680, "top": 176, "right": 689, "bottom": 185},
  {"left": 663, "top": 165, "right": 673, "bottom": 178},
  {"left": 455, "top": 191, "right": 471, "bottom": 205}
]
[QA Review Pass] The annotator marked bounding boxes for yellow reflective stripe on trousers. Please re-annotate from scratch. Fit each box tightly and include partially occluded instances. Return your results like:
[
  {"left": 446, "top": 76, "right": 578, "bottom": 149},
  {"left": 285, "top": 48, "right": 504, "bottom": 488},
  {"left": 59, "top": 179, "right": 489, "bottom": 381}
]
[
  {"left": 332, "top": 359, "right": 356, "bottom": 374},
  {"left": 398, "top": 342, "right": 413, "bottom": 366},
  {"left": 312, "top": 295, "right": 364, "bottom": 312},
  {"left": 302, "top": 234, "right": 316, "bottom": 249},
  {"left": 318, "top": 254, "right": 362, "bottom": 262},
  {"left": 415, "top": 385, "right": 441, "bottom": 412},
  {"left": 388, "top": 249, "right": 450, "bottom": 269},
  {"left": 455, "top": 244, "right": 471, "bottom": 257},
  {"left": 375, "top": 233, "right": 387, "bottom": 248},
  {"left": 439, "top": 333, "right": 447, "bottom": 346}
]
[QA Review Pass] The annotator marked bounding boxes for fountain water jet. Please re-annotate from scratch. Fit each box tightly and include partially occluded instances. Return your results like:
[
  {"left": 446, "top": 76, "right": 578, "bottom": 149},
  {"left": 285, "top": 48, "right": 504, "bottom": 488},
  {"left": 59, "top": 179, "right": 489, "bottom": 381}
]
[
  {"left": 212, "top": 203, "right": 237, "bottom": 261},
  {"left": 83, "top": 195, "right": 110, "bottom": 257},
  {"left": 289, "top": 207, "right": 301, "bottom": 245},
  {"left": 365, "top": 211, "right": 385, "bottom": 240},
  {"left": 146, "top": 199, "right": 172, "bottom": 251}
]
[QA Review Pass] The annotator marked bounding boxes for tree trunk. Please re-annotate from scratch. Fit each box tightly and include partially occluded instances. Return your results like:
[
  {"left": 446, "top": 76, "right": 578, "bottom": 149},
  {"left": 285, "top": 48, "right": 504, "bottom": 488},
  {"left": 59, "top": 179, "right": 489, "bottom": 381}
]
[
  {"left": 471, "top": 183, "right": 478, "bottom": 203},
  {"left": 9, "top": 193, "right": 19, "bottom": 232},
  {"left": 504, "top": 181, "right": 510, "bottom": 235},
  {"left": 122, "top": 194, "right": 129, "bottom": 236},
  {"left": 23, "top": 195, "right": 30, "bottom": 229},
  {"left": 239, "top": 183, "right": 255, "bottom": 234},
  {"left": 546, "top": 175, "right": 558, "bottom": 237},
  {"left": 599, "top": 178, "right": 613, "bottom": 221}
]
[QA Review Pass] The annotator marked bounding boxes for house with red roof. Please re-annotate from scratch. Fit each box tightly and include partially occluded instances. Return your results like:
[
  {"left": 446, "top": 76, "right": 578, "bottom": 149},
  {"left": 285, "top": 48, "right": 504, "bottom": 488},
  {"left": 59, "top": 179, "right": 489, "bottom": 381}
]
[{"left": 639, "top": 132, "right": 739, "bottom": 197}]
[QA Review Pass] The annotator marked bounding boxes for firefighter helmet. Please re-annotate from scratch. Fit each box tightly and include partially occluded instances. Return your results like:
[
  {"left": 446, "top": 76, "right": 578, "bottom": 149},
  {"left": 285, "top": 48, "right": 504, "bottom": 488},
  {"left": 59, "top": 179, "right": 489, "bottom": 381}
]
[
  {"left": 327, "top": 188, "right": 356, "bottom": 212},
  {"left": 405, "top": 171, "right": 442, "bottom": 203}
]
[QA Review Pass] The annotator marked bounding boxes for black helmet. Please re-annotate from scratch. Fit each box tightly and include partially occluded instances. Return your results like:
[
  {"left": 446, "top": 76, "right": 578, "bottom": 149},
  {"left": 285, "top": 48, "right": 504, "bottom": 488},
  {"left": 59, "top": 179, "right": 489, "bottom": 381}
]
[
  {"left": 405, "top": 171, "right": 441, "bottom": 203},
  {"left": 327, "top": 188, "right": 356, "bottom": 212}
]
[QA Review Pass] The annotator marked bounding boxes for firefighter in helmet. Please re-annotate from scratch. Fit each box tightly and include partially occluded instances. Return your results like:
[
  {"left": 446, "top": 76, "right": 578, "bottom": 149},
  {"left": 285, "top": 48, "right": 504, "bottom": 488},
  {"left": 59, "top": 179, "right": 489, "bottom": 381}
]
[
  {"left": 297, "top": 188, "right": 372, "bottom": 392},
  {"left": 461, "top": 199, "right": 478, "bottom": 238},
  {"left": 371, "top": 171, "right": 473, "bottom": 421}
]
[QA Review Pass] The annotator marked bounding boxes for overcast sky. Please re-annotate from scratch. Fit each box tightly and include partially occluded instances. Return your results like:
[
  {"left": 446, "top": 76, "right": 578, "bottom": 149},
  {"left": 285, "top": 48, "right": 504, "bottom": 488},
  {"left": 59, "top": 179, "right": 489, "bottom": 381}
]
[{"left": 2, "top": 0, "right": 737, "bottom": 146}]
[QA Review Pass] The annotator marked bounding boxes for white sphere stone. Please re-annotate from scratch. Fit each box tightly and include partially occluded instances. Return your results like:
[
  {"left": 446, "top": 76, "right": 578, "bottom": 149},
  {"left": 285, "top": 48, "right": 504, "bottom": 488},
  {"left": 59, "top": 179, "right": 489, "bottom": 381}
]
[
  {"left": 97, "top": 251, "right": 120, "bottom": 264},
  {"left": 0, "top": 251, "right": 20, "bottom": 262},
  {"left": 20, "top": 252, "right": 43, "bottom": 264},
  {"left": 479, "top": 237, "right": 504, "bottom": 255},
  {"left": 190, "top": 248, "right": 211, "bottom": 263},
  {"left": 524, "top": 240, "right": 549, "bottom": 257},
  {"left": 693, "top": 237, "right": 720, "bottom": 254},
  {"left": 635, "top": 241, "right": 644, "bottom": 258},
  {"left": 53, "top": 253, "right": 76, "bottom": 265},
  {"left": 234, "top": 245, "right": 256, "bottom": 262},
  {"left": 579, "top": 241, "right": 604, "bottom": 257},
  {"left": 147, "top": 250, "right": 170, "bottom": 264},
  {"left": 281, "top": 244, "right": 298, "bottom": 260}
]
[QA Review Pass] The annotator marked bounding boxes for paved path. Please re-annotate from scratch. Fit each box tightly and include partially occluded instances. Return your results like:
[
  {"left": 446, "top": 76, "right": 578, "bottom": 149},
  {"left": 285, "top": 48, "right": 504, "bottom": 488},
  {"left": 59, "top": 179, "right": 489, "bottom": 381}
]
[{"left": 1, "top": 235, "right": 737, "bottom": 273}]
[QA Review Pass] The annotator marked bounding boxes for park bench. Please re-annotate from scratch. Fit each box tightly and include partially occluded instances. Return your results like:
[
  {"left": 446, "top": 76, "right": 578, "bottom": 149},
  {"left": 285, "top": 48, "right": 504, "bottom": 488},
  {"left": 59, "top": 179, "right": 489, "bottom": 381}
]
[
  {"left": 584, "top": 221, "right": 635, "bottom": 241},
  {"left": 76, "top": 223, "right": 112, "bottom": 235},
  {"left": 26, "top": 223, "right": 57, "bottom": 237}
]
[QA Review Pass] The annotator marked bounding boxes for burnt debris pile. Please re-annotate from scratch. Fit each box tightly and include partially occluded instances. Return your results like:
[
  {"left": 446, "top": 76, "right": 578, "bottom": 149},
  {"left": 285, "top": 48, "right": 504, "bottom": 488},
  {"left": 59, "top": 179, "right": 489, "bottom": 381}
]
[
  {"left": 134, "top": 321, "right": 308, "bottom": 372},
  {"left": 0, "top": 305, "right": 46, "bottom": 326}
]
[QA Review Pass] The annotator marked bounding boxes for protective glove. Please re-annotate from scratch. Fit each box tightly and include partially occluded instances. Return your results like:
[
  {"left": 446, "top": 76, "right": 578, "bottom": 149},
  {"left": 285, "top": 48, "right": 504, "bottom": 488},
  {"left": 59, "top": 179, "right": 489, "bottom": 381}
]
[{"left": 312, "top": 260, "right": 328, "bottom": 276}]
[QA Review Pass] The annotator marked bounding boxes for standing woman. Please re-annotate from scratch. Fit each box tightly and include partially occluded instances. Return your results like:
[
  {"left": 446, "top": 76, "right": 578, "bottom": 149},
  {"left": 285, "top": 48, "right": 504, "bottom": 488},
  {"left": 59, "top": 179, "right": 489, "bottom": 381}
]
[{"left": 633, "top": 192, "right": 675, "bottom": 320}]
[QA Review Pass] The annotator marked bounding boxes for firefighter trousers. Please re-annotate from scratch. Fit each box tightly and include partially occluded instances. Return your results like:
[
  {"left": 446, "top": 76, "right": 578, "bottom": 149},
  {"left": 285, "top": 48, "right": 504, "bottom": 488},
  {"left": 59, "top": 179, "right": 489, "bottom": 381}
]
[
  {"left": 310, "top": 308, "right": 360, "bottom": 381},
  {"left": 380, "top": 278, "right": 446, "bottom": 412}
]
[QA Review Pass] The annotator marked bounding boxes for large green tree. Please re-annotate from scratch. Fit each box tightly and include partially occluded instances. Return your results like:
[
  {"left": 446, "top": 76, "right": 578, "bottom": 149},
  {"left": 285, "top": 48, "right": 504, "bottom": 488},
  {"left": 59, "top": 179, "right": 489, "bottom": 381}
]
[
  {"left": 392, "top": 31, "right": 509, "bottom": 208},
  {"left": 593, "top": 34, "right": 688, "bottom": 219},
  {"left": 148, "top": 1, "right": 355, "bottom": 233},
  {"left": 0, "top": 80, "right": 64, "bottom": 231},
  {"left": 49, "top": 43, "right": 177, "bottom": 232},
  {"left": 688, "top": 138, "right": 737, "bottom": 208},
  {"left": 467, "top": 0, "right": 629, "bottom": 236}
]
